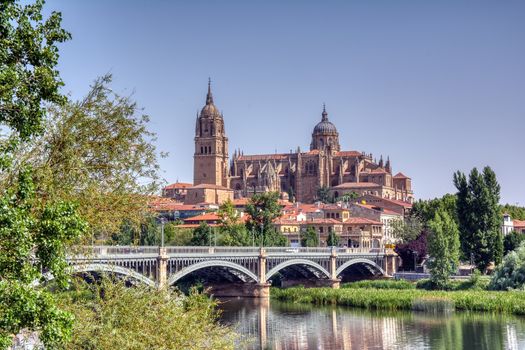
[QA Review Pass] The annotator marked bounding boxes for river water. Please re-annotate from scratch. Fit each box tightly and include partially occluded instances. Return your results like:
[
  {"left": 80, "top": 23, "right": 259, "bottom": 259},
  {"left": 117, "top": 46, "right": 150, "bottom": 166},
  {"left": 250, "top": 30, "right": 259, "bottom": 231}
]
[{"left": 218, "top": 298, "right": 525, "bottom": 350}]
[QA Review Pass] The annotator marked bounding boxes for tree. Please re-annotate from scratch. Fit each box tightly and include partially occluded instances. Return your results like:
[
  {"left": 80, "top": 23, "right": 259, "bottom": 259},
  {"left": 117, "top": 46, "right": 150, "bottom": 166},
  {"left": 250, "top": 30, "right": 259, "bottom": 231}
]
[
  {"left": 411, "top": 194, "right": 457, "bottom": 226},
  {"left": 489, "top": 242, "right": 525, "bottom": 291},
  {"left": 301, "top": 226, "right": 319, "bottom": 247},
  {"left": 391, "top": 216, "right": 423, "bottom": 243},
  {"left": 395, "top": 230, "right": 429, "bottom": 271},
  {"left": 191, "top": 222, "right": 213, "bottom": 246},
  {"left": 0, "top": 1, "right": 88, "bottom": 348},
  {"left": 9, "top": 75, "right": 162, "bottom": 241},
  {"left": 454, "top": 167, "right": 503, "bottom": 271},
  {"left": 427, "top": 210, "right": 460, "bottom": 289},
  {"left": 316, "top": 186, "right": 332, "bottom": 204},
  {"left": 500, "top": 204, "right": 525, "bottom": 221},
  {"left": 503, "top": 231, "right": 525, "bottom": 256},
  {"left": 217, "top": 199, "right": 252, "bottom": 246},
  {"left": 327, "top": 231, "right": 339, "bottom": 247},
  {"left": 246, "top": 192, "right": 287, "bottom": 246}
]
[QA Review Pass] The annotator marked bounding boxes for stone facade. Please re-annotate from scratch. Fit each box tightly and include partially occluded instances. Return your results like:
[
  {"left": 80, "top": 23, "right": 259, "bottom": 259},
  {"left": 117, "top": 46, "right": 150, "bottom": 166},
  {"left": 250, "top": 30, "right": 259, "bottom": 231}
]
[{"left": 193, "top": 82, "right": 414, "bottom": 204}]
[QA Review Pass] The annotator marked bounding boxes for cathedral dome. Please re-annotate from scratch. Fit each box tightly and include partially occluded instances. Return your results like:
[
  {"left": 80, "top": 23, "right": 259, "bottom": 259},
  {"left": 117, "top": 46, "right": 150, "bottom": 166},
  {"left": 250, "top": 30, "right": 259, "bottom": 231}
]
[
  {"left": 312, "top": 106, "right": 338, "bottom": 134},
  {"left": 199, "top": 79, "right": 222, "bottom": 118}
]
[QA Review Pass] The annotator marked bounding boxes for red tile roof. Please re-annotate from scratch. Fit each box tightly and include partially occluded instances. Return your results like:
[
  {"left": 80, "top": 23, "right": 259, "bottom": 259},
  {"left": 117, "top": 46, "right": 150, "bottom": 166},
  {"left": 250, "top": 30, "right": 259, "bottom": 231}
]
[
  {"left": 353, "top": 203, "right": 401, "bottom": 216},
  {"left": 344, "top": 217, "right": 383, "bottom": 225},
  {"left": 164, "top": 182, "right": 192, "bottom": 190},
  {"left": 335, "top": 151, "right": 362, "bottom": 157},
  {"left": 184, "top": 212, "right": 220, "bottom": 222},
  {"left": 514, "top": 220, "right": 525, "bottom": 228},
  {"left": 393, "top": 172, "right": 410, "bottom": 179},
  {"left": 188, "top": 184, "right": 233, "bottom": 190},
  {"left": 333, "top": 182, "right": 381, "bottom": 189}
]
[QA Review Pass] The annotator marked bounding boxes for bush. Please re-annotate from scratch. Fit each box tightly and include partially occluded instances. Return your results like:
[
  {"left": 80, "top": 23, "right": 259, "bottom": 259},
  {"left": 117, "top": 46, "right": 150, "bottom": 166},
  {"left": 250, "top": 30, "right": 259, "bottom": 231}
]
[
  {"left": 490, "top": 242, "right": 525, "bottom": 290},
  {"left": 58, "top": 278, "right": 238, "bottom": 349},
  {"left": 342, "top": 279, "right": 415, "bottom": 290}
]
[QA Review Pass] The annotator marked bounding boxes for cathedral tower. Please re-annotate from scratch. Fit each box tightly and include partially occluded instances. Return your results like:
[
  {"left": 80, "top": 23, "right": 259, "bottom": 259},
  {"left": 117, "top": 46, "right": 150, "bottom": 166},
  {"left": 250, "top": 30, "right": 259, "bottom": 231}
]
[{"left": 193, "top": 80, "right": 229, "bottom": 187}]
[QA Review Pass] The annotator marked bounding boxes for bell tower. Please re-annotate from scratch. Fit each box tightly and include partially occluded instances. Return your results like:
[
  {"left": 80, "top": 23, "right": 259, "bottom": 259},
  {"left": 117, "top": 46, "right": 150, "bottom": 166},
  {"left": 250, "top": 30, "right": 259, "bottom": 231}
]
[{"left": 193, "top": 79, "right": 229, "bottom": 187}]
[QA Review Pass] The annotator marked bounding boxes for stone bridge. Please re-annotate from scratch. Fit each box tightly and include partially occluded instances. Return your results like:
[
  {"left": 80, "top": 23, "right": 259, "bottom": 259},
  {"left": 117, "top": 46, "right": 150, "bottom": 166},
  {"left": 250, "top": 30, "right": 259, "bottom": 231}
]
[{"left": 66, "top": 246, "right": 399, "bottom": 297}]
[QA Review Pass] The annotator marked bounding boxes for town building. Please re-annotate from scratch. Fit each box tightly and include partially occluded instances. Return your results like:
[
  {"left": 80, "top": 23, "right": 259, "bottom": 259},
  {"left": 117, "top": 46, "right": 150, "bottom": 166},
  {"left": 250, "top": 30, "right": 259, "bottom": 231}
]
[{"left": 502, "top": 213, "right": 525, "bottom": 235}]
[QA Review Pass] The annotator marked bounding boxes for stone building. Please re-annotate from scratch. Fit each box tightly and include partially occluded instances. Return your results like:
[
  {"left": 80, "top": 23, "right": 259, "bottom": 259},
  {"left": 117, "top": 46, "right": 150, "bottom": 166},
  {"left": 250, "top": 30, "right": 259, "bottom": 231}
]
[{"left": 191, "top": 81, "right": 414, "bottom": 205}]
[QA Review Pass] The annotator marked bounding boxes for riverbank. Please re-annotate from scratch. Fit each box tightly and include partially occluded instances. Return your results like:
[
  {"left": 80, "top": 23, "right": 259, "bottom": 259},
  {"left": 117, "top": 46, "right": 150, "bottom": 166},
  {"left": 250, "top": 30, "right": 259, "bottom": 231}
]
[{"left": 271, "top": 286, "right": 525, "bottom": 315}]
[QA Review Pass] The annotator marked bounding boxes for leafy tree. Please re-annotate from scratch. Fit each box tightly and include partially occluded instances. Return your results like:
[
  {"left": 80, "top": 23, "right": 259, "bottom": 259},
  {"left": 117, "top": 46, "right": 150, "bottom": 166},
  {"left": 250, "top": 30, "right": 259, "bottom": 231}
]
[
  {"left": 489, "top": 242, "right": 525, "bottom": 291},
  {"left": 316, "top": 186, "right": 332, "bottom": 204},
  {"left": 113, "top": 215, "right": 159, "bottom": 246},
  {"left": 168, "top": 226, "right": 194, "bottom": 246},
  {"left": 391, "top": 216, "right": 423, "bottom": 243},
  {"left": 0, "top": 1, "right": 89, "bottom": 348},
  {"left": 427, "top": 210, "right": 460, "bottom": 289},
  {"left": 454, "top": 166, "right": 503, "bottom": 271},
  {"left": 500, "top": 204, "right": 525, "bottom": 221},
  {"left": 246, "top": 192, "right": 287, "bottom": 246},
  {"left": 503, "top": 231, "right": 525, "bottom": 255},
  {"left": 335, "top": 191, "right": 359, "bottom": 204},
  {"left": 10, "top": 75, "right": 162, "bottom": 241},
  {"left": 191, "top": 222, "right": 213, "bottom": 246},
  {"left": 0, "top": 0, "right": 71, "bottom": 143},
  {"left": 327, "top": 231, "right": 339, "bottom": 247},
  {"left": 219, "top": 226, "right": 252, "bottom": 246},
  {"left": 412, "top": 194, "right": 458, "bottom": 226},
  {"left": 301, "top": 226, "right": 319, "bottom": 247},
  {"left": 395, "top": 230, "right": 428, "bottom": 271}
]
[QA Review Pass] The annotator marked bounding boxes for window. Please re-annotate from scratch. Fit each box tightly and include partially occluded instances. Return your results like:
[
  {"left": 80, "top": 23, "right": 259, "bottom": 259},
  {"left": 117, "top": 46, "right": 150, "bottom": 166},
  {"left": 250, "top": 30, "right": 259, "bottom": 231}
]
[{"left": 319, "top": 227, "right": 324, "bottom": 233}]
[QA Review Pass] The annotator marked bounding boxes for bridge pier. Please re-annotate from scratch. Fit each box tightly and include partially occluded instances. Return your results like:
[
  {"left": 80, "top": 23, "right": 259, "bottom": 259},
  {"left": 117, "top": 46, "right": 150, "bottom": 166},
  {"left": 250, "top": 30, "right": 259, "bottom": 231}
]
[
  {"left": 384, "top": 251, "right": 400, "bottom": 276},
  {"left": 156, "top": 247, "right": 168, "bottom": 289}
]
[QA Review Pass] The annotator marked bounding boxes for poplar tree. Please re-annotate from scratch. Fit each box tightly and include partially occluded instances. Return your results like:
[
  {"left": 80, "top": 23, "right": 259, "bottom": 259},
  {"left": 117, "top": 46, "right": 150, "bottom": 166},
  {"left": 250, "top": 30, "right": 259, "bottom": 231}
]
[
  {"left": 427, "top": 210, "right": 460, "bottom": 289},
  {"left": 454, "top": 166, "right": 503, "bottom": 271}
]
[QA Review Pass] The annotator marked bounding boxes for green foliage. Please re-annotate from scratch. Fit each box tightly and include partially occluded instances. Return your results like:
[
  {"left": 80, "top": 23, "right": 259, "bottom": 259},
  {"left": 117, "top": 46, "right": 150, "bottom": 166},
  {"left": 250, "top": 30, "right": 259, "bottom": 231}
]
[
  {"left": 219, "top": 225, "right": 252, "bottom": 246},
  {"left": 342, "top": 279, "right": 415, "bottom": 290},
  {"left": 0, "top": 169, "right": 86, "bottom": 347},
  {"left": 191, "top": 222, "right": 213, "bottom": 246},
  {"left": 246, "top": 192, "right": 287, "bottom": 246},
  {"left": 427, "top": 210, "right": 460, "bottom": 289},
  {"left": 454, "top": 166, "right": 503, "bottom": 271},
  {"left": 300, "top": 226, "right": 319, "bottom": 247},
  {"left": 327, "top": 231, "right": 339, "bottom": 247},
  {"left": 167, "top": 226, "right": 194, "bottom": 246},
  {"left": 489, "top": 242, "right": 525, "bottom": 291},
  {"left": 411, "top": 194, "right": 457, "bottom": 226},
  {"left": 391, "top": 216, "right": 423, "bottom": 243},
  {"left": 503, "top": 231, "right": 525, "bottom": 255},
  {"left": 58, "top": 278, "right": 237, "bottom": 349},
  {"left": 416, "top": 273, "right": 490, "bottom": 291},
  {"left": 500, "top": 204, "right": 525, "bottom": 220},
  {"left": 0, "top": 0, "right": 71, "bottom": 142},
  {"left": 11, "top": 75, "right": 162, "bottom": 240},
  {"left": 272, "top": 286, "right": 525, "bottom": 315},
  {"left": 316, "top": 186, "right": 332, "bottom": 204},
  {"left": 335, "top": 191, "right": 359, "bottom": 203}
]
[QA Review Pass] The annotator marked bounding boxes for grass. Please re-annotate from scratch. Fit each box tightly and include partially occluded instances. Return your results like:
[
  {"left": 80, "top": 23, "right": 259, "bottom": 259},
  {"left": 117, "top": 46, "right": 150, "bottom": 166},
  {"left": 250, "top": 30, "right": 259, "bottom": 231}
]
[
  {"left": 342, "top": 279, "right": 415, "bottom": 290},
  {"left": 271, "top": 286, "right": 525, "bottom": 315}
]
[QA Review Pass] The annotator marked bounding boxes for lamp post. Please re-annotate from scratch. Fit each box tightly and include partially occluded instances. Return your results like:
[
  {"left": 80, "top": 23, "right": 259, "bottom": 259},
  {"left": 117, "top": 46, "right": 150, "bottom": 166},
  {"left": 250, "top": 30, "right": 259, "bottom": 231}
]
[
  {"left": 470, "top": 252, "right": 474, "bottom": 274},
  {"left": 412, "top": 250, "right": 418, "bottom": 272},
  {"left": 158, "top": 217, "right": 166, "bottom": 248}
]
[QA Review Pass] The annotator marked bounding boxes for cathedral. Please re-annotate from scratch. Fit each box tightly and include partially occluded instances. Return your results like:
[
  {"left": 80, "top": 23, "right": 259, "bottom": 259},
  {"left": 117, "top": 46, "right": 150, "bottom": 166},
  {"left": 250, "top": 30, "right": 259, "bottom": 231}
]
[{"left": 192, "top": 81, "right": 413, "bottom": 204}]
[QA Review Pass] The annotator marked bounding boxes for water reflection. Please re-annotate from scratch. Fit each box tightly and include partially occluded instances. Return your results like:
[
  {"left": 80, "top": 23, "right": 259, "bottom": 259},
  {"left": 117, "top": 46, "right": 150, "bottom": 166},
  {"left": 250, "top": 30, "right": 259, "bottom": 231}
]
[{"left": 218, "top": 298, "right": 525, "bottom": 350}]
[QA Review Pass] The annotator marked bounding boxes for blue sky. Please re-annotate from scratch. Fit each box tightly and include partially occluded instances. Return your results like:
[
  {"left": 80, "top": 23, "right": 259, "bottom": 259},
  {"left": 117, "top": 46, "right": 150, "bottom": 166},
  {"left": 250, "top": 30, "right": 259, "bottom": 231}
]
[{"left": 44, "top": 0, "right": 525, "bottom": 204}]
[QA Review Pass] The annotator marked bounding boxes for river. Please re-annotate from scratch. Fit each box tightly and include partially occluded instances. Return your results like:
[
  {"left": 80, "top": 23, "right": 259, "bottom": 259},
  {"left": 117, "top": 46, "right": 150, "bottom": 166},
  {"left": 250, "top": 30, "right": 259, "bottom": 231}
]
[{"left": 218, "top": 297, "right": 525, "bottom": 350}]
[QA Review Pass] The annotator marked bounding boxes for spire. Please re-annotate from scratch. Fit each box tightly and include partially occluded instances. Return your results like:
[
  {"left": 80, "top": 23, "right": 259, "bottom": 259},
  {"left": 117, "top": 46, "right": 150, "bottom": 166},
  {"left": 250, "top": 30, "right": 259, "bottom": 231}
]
[
  {"left": 379, "top": 155, "right": 384, "bottom": 168},
  {"left": 386, "top": 156, "right": 391, "bottom": 173},
  {"left": 321, "top": 103, "right": 328, "bottom": 121},
  {"left": 206, "top": 77, "right": 214, "bottom": 105}
]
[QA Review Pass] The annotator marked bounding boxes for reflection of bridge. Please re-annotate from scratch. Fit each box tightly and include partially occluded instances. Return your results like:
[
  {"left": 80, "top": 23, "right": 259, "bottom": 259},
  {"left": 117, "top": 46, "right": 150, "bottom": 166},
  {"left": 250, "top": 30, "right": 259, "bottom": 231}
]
[{"left": 67, "top": 246, "right": 399, "bottom": 297}]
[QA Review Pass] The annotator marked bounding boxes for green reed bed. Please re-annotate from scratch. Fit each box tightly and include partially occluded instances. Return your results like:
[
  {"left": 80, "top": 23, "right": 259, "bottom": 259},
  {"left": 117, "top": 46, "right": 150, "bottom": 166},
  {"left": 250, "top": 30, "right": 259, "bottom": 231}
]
[
  {"left": 342, "top": 279, "right": 415, "bottom": 290},
  {"left": 271, "top": 287, "right": 525, "bottom": 315}
]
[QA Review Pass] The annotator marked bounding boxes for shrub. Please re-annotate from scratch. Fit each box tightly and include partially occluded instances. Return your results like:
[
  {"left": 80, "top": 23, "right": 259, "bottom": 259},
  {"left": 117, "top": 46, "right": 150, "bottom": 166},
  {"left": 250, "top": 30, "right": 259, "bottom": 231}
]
[{"left": 489, "top": 242, "right": 525, "bottom": 290}]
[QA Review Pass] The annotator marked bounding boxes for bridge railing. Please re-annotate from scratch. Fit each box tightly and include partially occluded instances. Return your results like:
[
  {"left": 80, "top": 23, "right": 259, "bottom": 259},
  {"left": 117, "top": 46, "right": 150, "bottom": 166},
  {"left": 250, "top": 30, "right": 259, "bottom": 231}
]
[{"left": 73, "top": 246, "right": 388, "bottom": 256}]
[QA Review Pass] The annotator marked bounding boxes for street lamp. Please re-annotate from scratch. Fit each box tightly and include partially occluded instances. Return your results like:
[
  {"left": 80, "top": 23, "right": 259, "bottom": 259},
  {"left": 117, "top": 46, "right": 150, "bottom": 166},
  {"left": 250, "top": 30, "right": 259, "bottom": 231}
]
[
  {"left": 470, "top": 252, "right": 474, "bottom": 274},
  {"left": 159, "top": 217, "right": 166, "bottom": 248}
]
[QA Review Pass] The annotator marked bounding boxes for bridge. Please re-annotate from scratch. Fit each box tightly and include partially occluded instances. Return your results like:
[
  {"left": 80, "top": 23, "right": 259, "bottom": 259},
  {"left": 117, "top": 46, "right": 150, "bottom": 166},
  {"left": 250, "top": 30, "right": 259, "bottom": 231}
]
[{"left": 66, "top": 246, "right": 399, "bottom": 297}]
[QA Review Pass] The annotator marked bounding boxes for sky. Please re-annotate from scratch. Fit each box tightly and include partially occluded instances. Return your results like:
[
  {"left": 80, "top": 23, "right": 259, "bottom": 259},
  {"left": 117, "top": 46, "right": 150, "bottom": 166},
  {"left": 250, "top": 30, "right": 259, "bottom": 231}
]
[{"left": 43, "top": 0, "right": 525, "bottom": 204}]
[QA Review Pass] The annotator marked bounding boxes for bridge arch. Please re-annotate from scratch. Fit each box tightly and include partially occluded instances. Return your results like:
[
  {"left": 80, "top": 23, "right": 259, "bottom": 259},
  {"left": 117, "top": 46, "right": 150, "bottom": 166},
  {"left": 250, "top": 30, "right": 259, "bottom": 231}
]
[
  {"left": 168, "top": 260, "right": 259, "bottom": 285},
  {"left": 39, "top": 264, "right": 156, "bottom": 287},
  {"left": 336, "top": 258, "right": 386, "bottom": 277},
  {"left": 265, "top": 259, "right": 331, "bottom": 283}
]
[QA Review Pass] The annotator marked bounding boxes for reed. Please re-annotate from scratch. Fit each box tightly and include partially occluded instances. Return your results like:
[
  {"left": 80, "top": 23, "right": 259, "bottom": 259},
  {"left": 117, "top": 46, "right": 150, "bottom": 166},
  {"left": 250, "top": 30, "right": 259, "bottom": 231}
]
[
  {"left": 271, "top": 287, "right": 525, "bottom": 315},
  {"left": 342, "top": 279, "right": 415, "bottom": 290}
]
